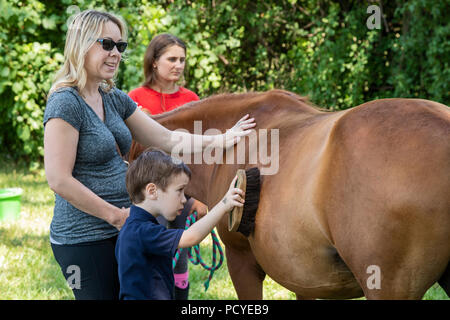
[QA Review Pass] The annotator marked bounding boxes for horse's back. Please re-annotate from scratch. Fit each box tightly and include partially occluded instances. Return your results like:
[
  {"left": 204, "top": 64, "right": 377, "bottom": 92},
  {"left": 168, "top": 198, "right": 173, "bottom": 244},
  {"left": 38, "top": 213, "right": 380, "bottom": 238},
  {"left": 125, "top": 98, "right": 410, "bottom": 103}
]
[{"left": 322, "top": 98, "right": 450, "bottom": 212}]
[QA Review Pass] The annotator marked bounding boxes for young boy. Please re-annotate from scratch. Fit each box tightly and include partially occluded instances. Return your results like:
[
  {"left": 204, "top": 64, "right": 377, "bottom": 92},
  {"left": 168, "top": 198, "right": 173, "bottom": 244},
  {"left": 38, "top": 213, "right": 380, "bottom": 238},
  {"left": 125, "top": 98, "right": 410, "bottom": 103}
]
[{"left": 115, "top": 148, "right": 244, "bottom": 300}]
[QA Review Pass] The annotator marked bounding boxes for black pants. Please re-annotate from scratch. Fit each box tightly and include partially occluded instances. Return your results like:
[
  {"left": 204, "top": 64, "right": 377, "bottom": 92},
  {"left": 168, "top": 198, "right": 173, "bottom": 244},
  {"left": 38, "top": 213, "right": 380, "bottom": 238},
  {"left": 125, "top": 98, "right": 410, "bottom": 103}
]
[{"left": 51, "top": 236, "right": 119, "bottom": 300}]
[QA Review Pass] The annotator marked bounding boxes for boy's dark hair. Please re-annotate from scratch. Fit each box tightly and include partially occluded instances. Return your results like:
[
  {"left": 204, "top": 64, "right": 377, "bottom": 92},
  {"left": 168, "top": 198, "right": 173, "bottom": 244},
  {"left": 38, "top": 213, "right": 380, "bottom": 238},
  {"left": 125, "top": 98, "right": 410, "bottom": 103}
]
[{"left": 126, "top": 148, "right": 191, "bottom": 204}]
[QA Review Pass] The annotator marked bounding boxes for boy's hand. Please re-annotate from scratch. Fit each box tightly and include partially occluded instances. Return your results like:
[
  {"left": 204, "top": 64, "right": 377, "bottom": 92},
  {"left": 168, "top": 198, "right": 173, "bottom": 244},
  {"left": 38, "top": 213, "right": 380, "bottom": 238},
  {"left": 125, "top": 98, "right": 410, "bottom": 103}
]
[{"left": 220, "top": 175, "right": 245, "bottom": 212}]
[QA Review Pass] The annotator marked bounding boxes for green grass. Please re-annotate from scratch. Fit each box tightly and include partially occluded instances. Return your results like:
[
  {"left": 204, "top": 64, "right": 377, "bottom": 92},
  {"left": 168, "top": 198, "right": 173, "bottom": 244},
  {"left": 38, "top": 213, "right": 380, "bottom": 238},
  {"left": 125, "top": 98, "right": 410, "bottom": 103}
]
[
  {"left": 0, "top": 163, "right": 72, "bottom": 299},
  {"left": 0, "top": 162, "right": 447, "bottom": 300}
]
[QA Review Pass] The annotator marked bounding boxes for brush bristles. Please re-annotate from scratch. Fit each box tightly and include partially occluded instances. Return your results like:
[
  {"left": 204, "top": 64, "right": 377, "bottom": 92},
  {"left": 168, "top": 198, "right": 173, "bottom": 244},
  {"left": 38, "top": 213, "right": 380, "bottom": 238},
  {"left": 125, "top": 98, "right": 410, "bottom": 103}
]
[{"left": 237, "top": 167, "right": 260, "bottom": 237}]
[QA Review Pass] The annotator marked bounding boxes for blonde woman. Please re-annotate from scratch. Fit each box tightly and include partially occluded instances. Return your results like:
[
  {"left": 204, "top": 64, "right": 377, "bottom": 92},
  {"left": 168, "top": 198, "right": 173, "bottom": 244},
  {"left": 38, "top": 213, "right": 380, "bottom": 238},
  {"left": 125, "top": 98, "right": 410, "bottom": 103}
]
[{"left": 43, "top": 10, "right": 255, "bottom": 300}]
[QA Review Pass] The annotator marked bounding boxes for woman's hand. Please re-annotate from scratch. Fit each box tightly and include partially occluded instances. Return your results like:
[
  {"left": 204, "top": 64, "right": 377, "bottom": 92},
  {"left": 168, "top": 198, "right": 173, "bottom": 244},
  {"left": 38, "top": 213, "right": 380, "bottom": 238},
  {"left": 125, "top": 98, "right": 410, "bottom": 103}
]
[
  {"left": 189, "top": 198, "right": 209, "bottom": 219},
  {"left": 220, "top": 114, "right": 256, "bottom": 149},
  {"left": 220, "top": 175, "right": 245, "bottom": 212},
  {"left": 109, "top": 207, "right": 130, "bottom": 230},
  {"left": 126, "top": 108, "right": 256, "bottom": 154}
]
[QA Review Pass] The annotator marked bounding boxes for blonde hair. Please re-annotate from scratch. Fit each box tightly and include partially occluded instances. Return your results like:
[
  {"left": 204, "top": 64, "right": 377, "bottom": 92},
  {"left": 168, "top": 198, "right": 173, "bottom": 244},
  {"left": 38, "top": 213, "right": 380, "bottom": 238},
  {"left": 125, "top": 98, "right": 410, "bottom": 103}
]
[{"left": 49, "top": 10, "right": 127, "bottom": 97}]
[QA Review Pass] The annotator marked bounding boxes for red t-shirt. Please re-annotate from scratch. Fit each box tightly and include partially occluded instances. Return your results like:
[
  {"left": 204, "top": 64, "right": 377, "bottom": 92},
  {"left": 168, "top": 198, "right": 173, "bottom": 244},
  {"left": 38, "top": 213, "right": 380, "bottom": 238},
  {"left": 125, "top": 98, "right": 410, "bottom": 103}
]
[{"left": 128, "top": 86, "right": 199, "bottom": 115}]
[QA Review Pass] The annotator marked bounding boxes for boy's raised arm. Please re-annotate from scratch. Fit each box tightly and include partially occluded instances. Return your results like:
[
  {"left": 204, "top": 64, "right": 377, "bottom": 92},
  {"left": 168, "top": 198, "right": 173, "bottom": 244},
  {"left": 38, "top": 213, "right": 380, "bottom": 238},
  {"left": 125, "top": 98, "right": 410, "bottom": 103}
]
[{"left": 178, "top": 175, "right": 244, "bottom": 249}]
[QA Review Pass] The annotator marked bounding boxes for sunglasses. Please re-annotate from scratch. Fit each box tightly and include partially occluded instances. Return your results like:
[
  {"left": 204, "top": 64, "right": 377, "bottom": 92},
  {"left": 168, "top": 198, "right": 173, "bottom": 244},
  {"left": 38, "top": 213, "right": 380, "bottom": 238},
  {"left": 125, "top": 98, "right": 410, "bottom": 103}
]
[{"left": 96, "top": 38, "right": 128, "bottom": 53}]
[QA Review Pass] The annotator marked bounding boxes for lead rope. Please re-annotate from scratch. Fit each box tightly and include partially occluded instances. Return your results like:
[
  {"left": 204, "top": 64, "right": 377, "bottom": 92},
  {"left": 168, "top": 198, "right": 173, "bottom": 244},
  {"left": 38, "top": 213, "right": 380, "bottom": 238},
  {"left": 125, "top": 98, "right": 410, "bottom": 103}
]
[{"left": 172, "top": 210, "right": 224, "bottom": 291}]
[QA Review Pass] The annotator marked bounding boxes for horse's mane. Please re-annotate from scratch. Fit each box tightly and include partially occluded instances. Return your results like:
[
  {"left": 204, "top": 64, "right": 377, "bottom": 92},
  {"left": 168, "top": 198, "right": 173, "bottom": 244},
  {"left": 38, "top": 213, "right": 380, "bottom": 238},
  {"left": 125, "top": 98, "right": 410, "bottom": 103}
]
[{"left": 151, "top": 89, "right": 324, "bottom": 120}]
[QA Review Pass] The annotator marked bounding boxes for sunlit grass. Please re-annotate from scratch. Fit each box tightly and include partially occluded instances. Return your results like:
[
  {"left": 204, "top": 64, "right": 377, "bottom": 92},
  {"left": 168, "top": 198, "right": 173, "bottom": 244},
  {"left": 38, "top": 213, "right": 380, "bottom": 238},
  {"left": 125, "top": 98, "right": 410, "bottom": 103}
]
[{"left": 0, "top": 163, "right": 72, "bottom": 299}]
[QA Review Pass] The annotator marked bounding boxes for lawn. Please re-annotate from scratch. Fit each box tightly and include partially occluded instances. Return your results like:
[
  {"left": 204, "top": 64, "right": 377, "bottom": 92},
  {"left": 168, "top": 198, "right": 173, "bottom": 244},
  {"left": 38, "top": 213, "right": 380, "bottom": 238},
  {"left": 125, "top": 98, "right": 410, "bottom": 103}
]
[{"left": 0, "top": 162, "right": 447, "bottom": 300}]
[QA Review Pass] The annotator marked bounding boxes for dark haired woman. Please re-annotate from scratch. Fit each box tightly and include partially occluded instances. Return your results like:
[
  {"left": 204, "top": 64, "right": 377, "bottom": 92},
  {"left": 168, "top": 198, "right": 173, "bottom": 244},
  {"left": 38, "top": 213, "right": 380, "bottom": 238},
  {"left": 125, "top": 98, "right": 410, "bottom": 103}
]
[
  {"left": 128, "top": 33, "right": 198, "bottom": 113},
  {"left": 128, "top": 34, "right": 206, "bottom": 300}
]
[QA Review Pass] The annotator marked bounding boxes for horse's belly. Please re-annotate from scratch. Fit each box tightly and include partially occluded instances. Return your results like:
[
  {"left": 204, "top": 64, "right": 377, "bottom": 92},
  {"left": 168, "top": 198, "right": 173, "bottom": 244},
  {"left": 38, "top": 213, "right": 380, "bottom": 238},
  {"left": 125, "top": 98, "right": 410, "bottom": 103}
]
[
  {"left": 250, "top": 212, "right": 362, "bottom": 298},
  {"left": 248, "top": 157, "right": 362, "bottom": 299}
]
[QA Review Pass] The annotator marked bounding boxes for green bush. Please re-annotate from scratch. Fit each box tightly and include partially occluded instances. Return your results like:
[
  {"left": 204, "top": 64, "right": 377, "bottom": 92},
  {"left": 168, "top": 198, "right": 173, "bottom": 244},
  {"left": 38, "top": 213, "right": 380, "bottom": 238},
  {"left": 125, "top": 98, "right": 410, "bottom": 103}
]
[
  {"left": 0, "top": 0, "right": 448, "bottom": 168},
  {"left": 0, "top": 0, "right": 65, "bottom": 169}
]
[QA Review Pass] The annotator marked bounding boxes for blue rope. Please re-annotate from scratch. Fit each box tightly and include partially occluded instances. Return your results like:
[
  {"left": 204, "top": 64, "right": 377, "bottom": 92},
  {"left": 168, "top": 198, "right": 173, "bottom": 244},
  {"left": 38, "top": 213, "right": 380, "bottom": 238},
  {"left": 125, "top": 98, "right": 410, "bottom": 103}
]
[{"left": 172, "top": 211, "right": 224, "bottom": 291}]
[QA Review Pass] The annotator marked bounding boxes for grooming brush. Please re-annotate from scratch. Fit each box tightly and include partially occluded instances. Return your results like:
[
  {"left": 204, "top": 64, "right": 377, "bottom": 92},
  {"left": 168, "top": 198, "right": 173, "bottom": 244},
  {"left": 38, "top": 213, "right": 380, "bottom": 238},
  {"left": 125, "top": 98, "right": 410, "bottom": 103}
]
[{"left": 228, "top": 167, "right": 260, "bottom": 237}]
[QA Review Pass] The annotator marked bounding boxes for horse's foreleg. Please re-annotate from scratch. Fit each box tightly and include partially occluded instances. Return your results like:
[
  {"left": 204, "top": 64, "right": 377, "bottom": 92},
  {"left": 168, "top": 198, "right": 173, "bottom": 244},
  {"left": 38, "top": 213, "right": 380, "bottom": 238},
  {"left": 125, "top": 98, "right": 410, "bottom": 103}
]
[{"left": 226, "top": 246, "right": 266, "bottom": 300}]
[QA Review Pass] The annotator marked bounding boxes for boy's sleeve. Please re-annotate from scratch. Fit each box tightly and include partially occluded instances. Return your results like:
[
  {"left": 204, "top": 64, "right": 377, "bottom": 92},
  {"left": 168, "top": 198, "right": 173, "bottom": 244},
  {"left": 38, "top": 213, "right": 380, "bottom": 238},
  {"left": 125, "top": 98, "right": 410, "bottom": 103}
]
[{"left": 139, "top": 223, "right": 184, "bottom": 258}]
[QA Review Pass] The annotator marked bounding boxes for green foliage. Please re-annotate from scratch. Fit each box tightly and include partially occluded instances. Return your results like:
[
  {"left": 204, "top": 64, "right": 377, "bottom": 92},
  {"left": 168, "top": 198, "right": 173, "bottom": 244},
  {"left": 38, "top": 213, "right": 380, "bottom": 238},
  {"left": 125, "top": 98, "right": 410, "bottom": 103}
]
[
  {"left": 389, "top": 0, "right": 449, "bottom": 102},
  {"left": 0, "top": 0, "right": 65, "bottom": 169},
  {"left": 0, "top": 0, "right": 448, "bottom": 167}
]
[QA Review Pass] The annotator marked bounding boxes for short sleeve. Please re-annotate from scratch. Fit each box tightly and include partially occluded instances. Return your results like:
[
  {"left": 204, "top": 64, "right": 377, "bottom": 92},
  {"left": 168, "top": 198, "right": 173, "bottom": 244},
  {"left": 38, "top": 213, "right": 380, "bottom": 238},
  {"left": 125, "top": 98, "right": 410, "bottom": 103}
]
[
  {"left": 128, "top": 88, "right": 138, "bottom": 102},
  {"left": 191, "top": 91, "right": 200, "bottom": 101},
  {"left": 111, "top": 88, "right": 138, "bottom": 120},
  {"left": 44, "top": 88, "right": 83, "bottom": 131},
  {"left": 181, "top": 87, "right": 199, "bottom": 102},
  {"left": 138, "top": 223, "right": 184, "bottom": 258}
]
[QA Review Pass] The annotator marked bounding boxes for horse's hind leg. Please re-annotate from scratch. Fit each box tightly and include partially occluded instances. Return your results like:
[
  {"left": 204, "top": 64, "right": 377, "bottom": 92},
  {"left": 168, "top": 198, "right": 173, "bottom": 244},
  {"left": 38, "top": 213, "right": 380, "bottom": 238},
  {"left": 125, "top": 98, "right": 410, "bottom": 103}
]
[
  {"left": 330, "top": 203, "right": 449, "bottom": 299},
  {"left": 339, "top": 225, "right": 449, "bottom": 300},
  {"left": 226, "top": 246, "right": 266, "bottom": 299},
  {"left": 438, "top": 263, "right": 450, "bottom": 298}
]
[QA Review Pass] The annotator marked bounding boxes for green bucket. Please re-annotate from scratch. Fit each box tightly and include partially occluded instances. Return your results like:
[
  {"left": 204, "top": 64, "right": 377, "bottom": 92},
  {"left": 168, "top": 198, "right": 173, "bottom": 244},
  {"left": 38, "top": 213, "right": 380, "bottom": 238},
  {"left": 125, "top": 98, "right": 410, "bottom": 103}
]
[{"left": 0, "top": 188, "right": 23, "bottom": 221}]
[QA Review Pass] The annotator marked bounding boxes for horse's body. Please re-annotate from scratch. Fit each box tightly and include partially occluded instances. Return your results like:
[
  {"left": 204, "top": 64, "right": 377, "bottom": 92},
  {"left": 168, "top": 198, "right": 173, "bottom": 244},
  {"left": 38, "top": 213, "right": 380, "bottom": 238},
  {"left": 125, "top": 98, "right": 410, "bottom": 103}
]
[{"left": 130, "top": 90, "right": 450, "bottom": 299}]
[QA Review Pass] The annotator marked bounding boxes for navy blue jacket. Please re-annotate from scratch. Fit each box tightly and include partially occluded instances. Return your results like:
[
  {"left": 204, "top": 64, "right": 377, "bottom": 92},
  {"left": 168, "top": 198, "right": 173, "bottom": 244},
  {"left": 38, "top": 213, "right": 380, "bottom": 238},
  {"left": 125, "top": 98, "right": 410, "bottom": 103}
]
[{"left": 115, "top": 205, "right": 184, "bottom": 300}]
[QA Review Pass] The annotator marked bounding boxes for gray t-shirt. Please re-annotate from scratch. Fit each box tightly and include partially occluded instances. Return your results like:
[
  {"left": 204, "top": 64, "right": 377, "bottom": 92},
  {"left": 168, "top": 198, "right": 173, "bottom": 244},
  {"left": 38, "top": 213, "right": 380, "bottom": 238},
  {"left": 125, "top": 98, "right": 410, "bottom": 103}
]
[{"left": 44, "top": 86, "right": 137, "bottom": 244}]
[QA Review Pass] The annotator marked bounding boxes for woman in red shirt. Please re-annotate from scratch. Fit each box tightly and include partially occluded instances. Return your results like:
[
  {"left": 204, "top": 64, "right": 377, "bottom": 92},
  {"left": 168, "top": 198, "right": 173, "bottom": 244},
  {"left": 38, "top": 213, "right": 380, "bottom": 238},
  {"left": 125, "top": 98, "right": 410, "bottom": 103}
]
[
  {"left": 128, "top": 34, "right": 207, "bottom": 300},
  {"left": 128, "top": 34, "right": 199, "bottom": 113}
]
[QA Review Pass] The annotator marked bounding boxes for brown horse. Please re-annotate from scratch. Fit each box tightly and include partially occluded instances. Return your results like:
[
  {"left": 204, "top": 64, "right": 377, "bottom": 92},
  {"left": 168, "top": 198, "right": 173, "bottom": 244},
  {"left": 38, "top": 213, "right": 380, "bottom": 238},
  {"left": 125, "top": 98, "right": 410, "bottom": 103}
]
[{"left": 129, "top": 90, "right": 450, "bottom": 299}]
